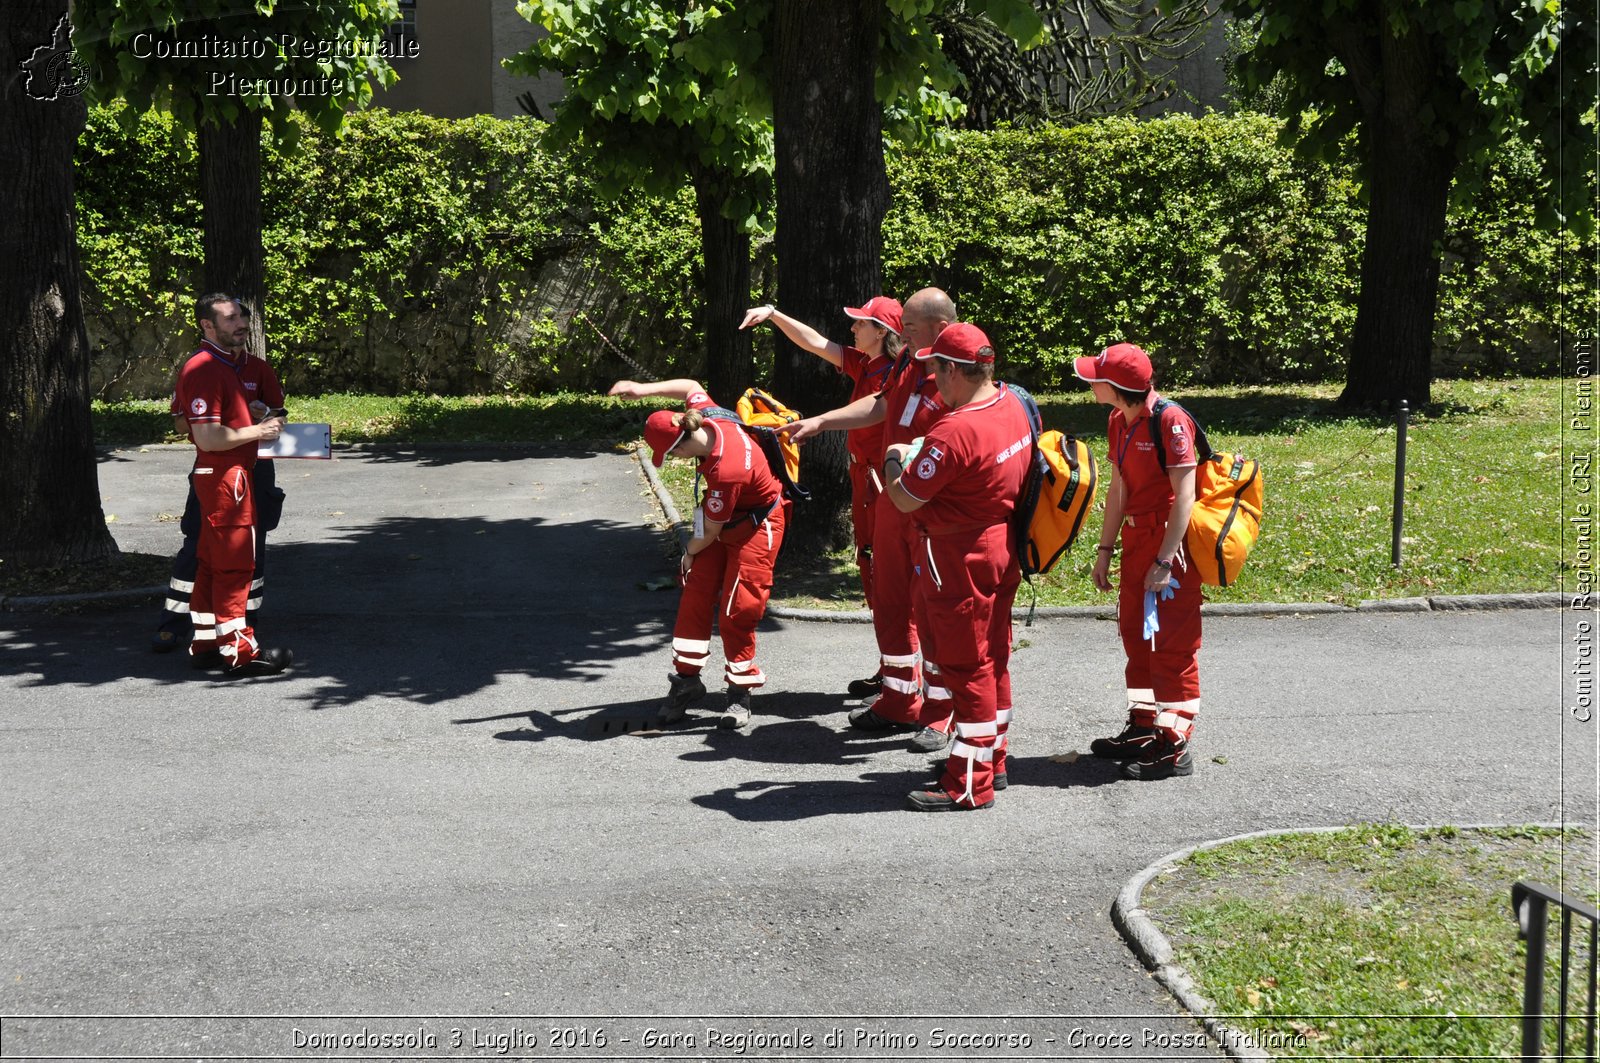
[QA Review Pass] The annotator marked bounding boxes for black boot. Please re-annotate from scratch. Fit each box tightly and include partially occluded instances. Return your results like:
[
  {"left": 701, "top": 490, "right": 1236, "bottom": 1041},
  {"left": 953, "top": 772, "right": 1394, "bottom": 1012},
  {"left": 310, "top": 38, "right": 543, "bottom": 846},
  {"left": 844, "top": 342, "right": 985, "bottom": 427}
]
[
  {"left": 659, "top": 673, "right": 706, "bottom": 724},
  {"left": 1121, "top": 735, "right": 1195, "bottom": 781},
  {"left": 1089, "top": 720, "right": 1159, "bottom": 760},
  {"left": 719, "top": 686, "right": 752, "bottom": 730}
]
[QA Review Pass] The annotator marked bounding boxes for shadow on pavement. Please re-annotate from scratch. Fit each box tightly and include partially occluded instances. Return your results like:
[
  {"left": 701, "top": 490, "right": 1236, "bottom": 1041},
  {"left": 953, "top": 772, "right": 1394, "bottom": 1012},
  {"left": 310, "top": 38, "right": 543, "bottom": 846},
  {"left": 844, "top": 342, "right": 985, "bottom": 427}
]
[
  {"left": 1005, "top": 753, "right": 1124, "bottom": 789},
  {"left": 354, "top": 442, "right": 629, "bottom": 468},
  {"left": 1, "top": 512, "right": 676, "bottom": 712},
  {"left": 689, "top": 767, "right": 935, "bottom": 821}
]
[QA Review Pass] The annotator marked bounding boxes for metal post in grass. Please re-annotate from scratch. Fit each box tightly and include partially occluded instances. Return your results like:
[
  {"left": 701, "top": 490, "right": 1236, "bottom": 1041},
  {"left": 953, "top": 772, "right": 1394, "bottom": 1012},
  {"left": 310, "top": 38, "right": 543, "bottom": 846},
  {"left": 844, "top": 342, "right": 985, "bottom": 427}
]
[{"left": 1391, "top": 400, "right": 1409, "bottom": 568}]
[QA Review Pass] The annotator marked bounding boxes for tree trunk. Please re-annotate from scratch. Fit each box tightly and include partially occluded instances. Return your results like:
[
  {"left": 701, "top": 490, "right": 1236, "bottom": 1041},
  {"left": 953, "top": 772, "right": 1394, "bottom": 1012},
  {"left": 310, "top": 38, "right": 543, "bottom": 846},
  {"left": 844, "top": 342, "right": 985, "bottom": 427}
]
[
  {"left": 0, "top": 0, "right": 119, "bottom": 568},
  {"left": 693, "top": 175, "right": 754, "bottom": 402},
  {"left": 197, "top": 110, "right": 267, "bottom": 357},
  {"left": 1338, "top": 25, "right": 1457, "bottom": 411},
  {"left": 771, "top": 0, "right": 889, "bottom": 561}
]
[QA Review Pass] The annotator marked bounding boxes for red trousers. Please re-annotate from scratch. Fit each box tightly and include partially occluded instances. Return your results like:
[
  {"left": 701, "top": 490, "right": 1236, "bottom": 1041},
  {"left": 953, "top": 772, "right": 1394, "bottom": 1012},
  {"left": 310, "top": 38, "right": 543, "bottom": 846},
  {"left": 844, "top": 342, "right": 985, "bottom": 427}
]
[
  {"left": 868, "top": 498, "right": 923, "bottom": 723},
  {"left": 913, "top": 525, "right": 1020, "bottom": 807},
  {"left": 188, "top": 463, "right": 263, "bottom": 667},
  {"left": 848, "top": 459, "right": 877, "bottom": 606},
  {"left": 1117, "top": 518, "right": 1202, "bottom": 741},
  {"left": 671, "top": 507, "right": 786, "bottom": 689}
]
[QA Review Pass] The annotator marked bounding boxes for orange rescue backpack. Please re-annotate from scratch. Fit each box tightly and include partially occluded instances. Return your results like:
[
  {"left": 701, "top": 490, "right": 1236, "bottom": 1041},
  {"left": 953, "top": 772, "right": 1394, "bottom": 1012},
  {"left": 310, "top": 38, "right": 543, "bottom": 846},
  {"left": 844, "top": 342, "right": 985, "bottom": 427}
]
[{"left": 1150, "top": 400, "right": 1264, "bottom": 587}]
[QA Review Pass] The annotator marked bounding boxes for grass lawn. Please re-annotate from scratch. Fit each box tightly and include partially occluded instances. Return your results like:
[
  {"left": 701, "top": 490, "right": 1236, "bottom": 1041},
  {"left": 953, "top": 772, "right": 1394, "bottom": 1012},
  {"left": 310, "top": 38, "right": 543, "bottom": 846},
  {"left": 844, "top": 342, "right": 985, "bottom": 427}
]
[
  {"left": 652, "top": 378, "right": 1567, "bottom": 607},
  {"left": 90, "top": 378, "right": 1567, "bottom": 605},
  {"left": 1140, "top": 824, "right": 1598, "bottom": 1060}
]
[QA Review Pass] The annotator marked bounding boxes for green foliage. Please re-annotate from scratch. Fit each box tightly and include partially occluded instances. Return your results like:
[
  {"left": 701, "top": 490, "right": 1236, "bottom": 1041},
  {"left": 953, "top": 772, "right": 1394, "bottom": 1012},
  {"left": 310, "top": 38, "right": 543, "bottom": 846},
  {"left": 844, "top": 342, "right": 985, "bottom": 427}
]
[
  {"left": 73, "top": 0, "right": 400, "bottom": 138},
  {"left": 883, "top": 114, "right": 1589, "bottom": 388},
  {"left": 506, "top": 0, "right": 773, "bottom": 229},
  {"left": 76, "top": 104, "right": 710, "bottom": 394},
  {"left": 887, "top": 114, "right": 1366, "bottom": 385},
  {"left": 1218, "top": 0, "right": 1595, "bottom": 236},
  {"left": 78, "top": 108, "right": 1582, "bottom": 396},
  {"left": 505, "top": 0, "right": 1048, "bottom": 218}
]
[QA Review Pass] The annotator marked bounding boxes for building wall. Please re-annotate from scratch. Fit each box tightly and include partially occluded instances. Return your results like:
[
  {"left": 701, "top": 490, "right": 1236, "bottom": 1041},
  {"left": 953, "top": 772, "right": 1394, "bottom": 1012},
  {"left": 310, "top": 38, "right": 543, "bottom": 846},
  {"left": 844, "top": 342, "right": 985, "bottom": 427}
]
[
  {"left": 374, "top": 0, "right": 558, "bottom": 120},
  {"left": 490, "top": 2, "right": 563, "bottom": 119}
]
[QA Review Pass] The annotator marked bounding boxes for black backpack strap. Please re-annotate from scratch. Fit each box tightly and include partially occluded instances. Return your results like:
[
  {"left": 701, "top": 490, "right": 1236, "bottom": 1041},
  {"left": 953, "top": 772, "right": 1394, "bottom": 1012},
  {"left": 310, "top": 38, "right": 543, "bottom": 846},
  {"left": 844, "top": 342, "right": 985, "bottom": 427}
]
[{"left": 1147, "top": 398, "right": 1213, "bottom": 468}]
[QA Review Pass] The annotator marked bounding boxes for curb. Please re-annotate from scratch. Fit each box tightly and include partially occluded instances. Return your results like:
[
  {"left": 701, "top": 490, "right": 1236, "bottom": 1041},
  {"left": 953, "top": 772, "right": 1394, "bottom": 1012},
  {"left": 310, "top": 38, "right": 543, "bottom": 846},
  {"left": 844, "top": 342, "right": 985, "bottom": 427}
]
[
  {"left": 635, "top": 444, "right": 692, "bottom": 552},
  {"left": 1112, "top": 821, "right": 1575, "bottom": 1063},
  {"left": 2, "top": 584, "right": 166, "bottom": 612}
]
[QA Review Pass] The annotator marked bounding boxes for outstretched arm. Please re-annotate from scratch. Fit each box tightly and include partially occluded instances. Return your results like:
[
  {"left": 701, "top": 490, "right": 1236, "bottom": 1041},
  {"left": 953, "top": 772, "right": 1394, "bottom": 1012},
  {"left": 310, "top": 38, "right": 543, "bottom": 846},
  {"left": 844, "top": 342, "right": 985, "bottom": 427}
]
[
  {"left": 783, "top": 392, "right": 887, "bottom": 444},
  {"left": 739, "top": 305, "right": 844, "bottom": 368},
  {"left": 608, "top": 379, "right": 705, "bottom": 401}
]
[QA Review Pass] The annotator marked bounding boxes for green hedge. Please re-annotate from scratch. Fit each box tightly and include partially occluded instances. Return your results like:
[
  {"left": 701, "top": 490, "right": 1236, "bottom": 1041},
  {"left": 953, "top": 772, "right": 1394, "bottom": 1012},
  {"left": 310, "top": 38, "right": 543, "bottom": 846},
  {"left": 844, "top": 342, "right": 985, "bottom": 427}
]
[{"left": 75, "top": 105, "right": 1586, "bottom": 397}]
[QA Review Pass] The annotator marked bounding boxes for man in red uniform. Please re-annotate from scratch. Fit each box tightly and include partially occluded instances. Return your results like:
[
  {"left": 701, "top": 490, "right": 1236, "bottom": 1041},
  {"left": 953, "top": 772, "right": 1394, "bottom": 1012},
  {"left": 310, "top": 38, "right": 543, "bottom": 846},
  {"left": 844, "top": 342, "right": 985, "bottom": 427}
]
[
  {"left": 610, "top": 378, "right": 788, "bottom": 729},
  {"left": 174, "top": 294, "right": 293, "bottom": 677},
  {"left": 785, "top": 289, "right": 956, "bottom": 745},
  {"left": 1076, "top": 343, "right": 1202, "bottom": 780},
  {"left": 153, "top": 300, "right": 287, "bottom": 653},
  {"left": 884, "top": 324, "right": 1032, "bottom": 811},
  {"left": 738, "top": 295, "right": 903, "bottom": 697}
]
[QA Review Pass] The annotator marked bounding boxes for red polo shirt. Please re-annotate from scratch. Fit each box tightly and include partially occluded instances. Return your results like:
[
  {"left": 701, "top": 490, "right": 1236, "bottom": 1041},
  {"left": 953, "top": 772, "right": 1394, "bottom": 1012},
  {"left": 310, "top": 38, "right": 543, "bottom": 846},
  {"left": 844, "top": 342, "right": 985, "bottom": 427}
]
[
  {"left": 174, "top": 343, "right": 258, "bottom": 469},
  {"left": 839, "top": 344, "right": 895, "bottom": 465},
  {"left": 686, "top": 390, "right": 782, "bottom": 524},
  {"left": 878, "top": 353, "right": 946, "bottom": 454},
  {"left": 1107, "top": 391, "right": 1198, "bottom": 517},
  {"left": 900, "top": 385, "right": 1033, "bottom": 530}
]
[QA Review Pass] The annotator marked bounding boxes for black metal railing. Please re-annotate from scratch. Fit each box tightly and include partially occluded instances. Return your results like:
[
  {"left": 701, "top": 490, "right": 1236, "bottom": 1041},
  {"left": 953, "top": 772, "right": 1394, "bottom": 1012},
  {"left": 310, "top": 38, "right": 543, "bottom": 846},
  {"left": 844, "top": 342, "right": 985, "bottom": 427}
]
[{"left": 1514, "top": 880, "right": 1600, "bottom": 1061}]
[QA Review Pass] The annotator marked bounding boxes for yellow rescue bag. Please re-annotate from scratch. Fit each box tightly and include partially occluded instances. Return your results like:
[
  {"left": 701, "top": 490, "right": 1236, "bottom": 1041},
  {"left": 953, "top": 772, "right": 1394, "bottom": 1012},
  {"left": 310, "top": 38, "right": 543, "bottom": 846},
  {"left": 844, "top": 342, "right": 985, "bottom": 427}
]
[{"left": 1151, "top": 399, "right": 1264, "bottom": 587}]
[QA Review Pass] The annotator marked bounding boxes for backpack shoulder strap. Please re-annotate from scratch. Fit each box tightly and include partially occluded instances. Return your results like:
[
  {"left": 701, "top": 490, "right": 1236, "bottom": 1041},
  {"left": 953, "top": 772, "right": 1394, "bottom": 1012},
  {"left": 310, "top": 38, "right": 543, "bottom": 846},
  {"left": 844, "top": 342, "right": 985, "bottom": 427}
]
[
  {"left": 1147, "top": 398, "right": 1214, "bottom": 467},
  {"left": 1148, "top": 398, "right": 1172, "bottom": 471}
]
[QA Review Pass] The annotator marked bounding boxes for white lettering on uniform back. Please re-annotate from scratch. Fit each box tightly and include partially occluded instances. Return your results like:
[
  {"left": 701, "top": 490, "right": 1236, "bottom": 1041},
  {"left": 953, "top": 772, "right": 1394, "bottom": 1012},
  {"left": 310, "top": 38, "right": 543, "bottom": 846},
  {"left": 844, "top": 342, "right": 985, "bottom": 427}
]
[{"left": 995, "top": 434, "right": 1031, "bottom": 464}]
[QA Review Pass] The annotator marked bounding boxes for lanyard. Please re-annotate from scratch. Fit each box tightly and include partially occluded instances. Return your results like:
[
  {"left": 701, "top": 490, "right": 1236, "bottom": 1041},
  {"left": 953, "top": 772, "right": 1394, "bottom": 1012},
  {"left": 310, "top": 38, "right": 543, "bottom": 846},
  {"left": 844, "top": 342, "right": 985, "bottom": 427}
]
[{"left": 1114, "top": 414, "right": 1147, "bottom": 470}]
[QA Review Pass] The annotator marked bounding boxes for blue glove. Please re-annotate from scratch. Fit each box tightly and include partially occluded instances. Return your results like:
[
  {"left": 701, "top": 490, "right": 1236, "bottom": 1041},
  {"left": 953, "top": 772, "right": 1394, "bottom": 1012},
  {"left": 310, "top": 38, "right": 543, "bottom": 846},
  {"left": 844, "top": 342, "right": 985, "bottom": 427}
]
[{"left": 1144, "top": 577, "right": 1180, "bottom": 645}]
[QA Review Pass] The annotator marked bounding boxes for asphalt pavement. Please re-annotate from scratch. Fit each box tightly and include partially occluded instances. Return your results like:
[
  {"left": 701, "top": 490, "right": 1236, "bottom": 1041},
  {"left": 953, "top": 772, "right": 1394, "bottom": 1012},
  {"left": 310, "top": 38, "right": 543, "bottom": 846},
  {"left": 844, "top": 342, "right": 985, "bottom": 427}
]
[{"left": 0, "top": 444, "right": 1592, "bottom": 1061}]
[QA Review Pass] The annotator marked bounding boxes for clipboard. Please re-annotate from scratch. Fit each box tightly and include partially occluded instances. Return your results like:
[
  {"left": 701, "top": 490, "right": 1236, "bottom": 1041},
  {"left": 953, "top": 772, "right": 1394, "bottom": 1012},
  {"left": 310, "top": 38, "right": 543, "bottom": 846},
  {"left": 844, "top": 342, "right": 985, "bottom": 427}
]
[{"left": 257, "top": 423, "right": 332, "bottom": 460}]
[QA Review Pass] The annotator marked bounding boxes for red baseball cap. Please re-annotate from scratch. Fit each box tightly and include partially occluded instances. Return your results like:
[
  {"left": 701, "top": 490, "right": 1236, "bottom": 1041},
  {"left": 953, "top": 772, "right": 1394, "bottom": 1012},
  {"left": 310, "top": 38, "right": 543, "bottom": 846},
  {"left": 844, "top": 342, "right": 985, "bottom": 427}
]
[
  {"left": 913, "top": 322, "right": 994, "bottom": 365},
  {"left": 643, "top": 409, "right": 686, "bottom": 467},
  {"left": 1073, "top": 343, "right": 1153, "bottom": 391},
  {"left": 843, "top": 295, "right": 903, "bottom": 336}
]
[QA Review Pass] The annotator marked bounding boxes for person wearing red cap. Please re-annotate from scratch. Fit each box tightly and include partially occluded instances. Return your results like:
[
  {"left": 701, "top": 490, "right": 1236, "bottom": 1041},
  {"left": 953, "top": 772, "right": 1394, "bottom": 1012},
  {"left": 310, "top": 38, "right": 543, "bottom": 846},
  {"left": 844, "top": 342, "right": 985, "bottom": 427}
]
[
  {"left": 739, "top": 297, "right": 904, "bottom": 691},
  {"left": 785, "top": 289, "right": 958, "bottom": 746},
  {"left": 609, "top": 378, "right": 788, "bottom": 730},
  {"left": 882, "top": 323, "right": 1032, "bottom": 811},
  {"left": 1074, "top": 343, "right": 1203, "bottom": 780}
]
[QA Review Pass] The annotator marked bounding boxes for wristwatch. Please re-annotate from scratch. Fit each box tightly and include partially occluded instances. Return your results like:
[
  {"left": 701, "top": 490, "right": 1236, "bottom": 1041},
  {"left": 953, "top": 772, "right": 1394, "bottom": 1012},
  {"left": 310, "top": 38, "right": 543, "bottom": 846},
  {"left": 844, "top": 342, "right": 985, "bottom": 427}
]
[{"left": 1155, "top": 558, "right": 1173, "bottom": 570}]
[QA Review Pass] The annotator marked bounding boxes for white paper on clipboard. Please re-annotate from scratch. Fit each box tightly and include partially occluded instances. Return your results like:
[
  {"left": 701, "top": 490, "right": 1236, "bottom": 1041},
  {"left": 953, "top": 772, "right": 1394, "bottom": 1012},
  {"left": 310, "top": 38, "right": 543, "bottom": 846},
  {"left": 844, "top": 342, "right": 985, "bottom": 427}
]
[{"left": 257, "top": 423, "right": 332, "bottom": 459}]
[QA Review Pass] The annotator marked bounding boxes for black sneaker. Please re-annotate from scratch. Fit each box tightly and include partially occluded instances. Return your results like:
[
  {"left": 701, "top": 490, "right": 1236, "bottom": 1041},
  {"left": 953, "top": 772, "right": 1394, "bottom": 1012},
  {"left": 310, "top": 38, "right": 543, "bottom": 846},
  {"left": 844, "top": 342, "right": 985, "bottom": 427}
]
[
  {"left": 909, "top": 725, "right": 951, "bottom": 753},
  {"left": 659, "top": 673, "right": 706, "bottom": 724},
  {"left": 846, "top": 673, "right": 882, "bottom": 698},
  {"left": 223, "top": 647, "right": 293, "bottom": 678},
  {"left": 1121, "top": 738, "right": 1195, "bottom": 781},
  {"left": 848, "top": 704, "right": 916, "bottom": 732},
  {"left": 719, "top": 686, "right": 752, "bottom": 730},
  {"left": 1090, "top": 723, "right": 1159, "bottom": 761},
  {"left": 905, "top": 789, "right": 994, "bottom": 812}
]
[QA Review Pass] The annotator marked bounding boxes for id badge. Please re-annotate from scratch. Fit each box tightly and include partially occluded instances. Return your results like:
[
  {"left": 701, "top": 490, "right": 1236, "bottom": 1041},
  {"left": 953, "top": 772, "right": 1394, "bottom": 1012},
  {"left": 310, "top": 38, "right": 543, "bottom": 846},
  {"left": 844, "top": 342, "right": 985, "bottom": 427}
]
[
  {"left": 899, "top": 394, "right": 919, "bottom": 428},
  {"left": 693, "top": 506, "right": 705, "bottom": 539}
]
